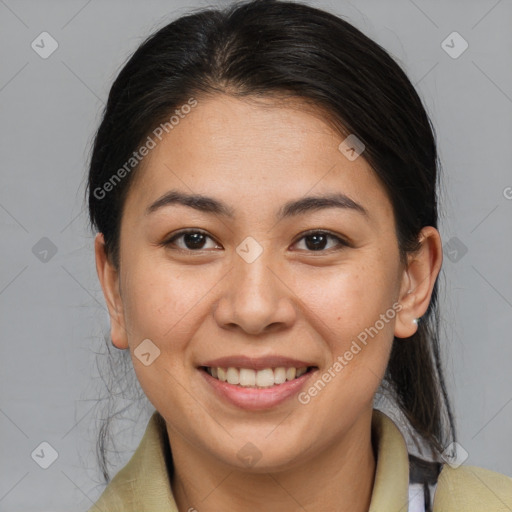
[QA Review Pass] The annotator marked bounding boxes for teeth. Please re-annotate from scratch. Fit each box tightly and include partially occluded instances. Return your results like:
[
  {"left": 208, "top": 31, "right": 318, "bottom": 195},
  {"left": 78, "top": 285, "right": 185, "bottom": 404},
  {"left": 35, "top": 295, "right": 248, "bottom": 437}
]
[
  {"left": 256, "top": 368, "right": 274, "bottom": 387},
  {"left": 206, "top": 366, "right": 310, "bottom": 387},
  {"left": 286, "top": 367, "right": 296, "bottom": 380},
  {"left": 239, "top": 368, "right": 256, "bottom": 387},
  {"left": 274, "top": 367, "right": 287, "bottom": 384},
  {"left": 296, "top": 367, "right": 307, "bottom": 378},
  {"left": 226, "top": 367, "right": 240, "bottom": 385}
]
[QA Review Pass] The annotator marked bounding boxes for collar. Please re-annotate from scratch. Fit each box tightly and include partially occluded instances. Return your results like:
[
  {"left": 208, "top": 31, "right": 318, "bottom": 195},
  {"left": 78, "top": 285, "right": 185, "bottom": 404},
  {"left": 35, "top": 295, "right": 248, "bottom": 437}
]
[{"left": 91, "top": 409, "right": 410, "bottom": 511}]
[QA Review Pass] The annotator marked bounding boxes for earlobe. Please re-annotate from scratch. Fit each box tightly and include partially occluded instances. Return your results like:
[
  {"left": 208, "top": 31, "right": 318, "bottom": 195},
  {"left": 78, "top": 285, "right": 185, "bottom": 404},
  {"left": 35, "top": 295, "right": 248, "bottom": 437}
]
[
  {"left": 94, "top": 233, "right": 129, "bottom": 350},
  {"left": 394, "top": 226, "right": 442, "bottom": 339},
  {"left": 394, "top": 293, "right": 420, "bottom": 339}
]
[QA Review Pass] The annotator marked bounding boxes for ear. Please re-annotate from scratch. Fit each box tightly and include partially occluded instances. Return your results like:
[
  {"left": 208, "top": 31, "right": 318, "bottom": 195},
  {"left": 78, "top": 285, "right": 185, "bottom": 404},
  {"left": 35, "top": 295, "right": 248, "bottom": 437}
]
[
  {"left": 94, "top": 233, "right": 129, "bottom": 349},
  {"left": 394, "top": 226, "right": 443, "bottom": 339}
]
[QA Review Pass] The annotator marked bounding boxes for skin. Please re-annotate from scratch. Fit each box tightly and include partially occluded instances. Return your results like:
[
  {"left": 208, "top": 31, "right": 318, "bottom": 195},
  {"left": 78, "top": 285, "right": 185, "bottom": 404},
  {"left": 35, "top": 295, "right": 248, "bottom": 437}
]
[{"left": 95, "top": 94, "right": 442, "bottom": 512}]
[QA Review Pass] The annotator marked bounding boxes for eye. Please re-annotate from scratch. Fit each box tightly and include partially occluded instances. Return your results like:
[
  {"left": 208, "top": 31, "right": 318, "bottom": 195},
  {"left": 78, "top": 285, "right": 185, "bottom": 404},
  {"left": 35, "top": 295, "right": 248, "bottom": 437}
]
[
  {"left": 292, "top": 230, "right": 349, "bottom": 252},
  {"left": 161, "top": 229, "right": 349, "bottom": 252},
  {"left": 162, "top": 229, "right": 221, "bottom": 251}
]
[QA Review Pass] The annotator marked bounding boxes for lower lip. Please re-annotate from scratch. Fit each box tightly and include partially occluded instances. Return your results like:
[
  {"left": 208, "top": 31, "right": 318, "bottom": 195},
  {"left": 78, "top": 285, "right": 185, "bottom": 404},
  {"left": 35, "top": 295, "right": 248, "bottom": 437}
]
[{"left": 199, "top": 368, "right": 316, "bottom": 411}]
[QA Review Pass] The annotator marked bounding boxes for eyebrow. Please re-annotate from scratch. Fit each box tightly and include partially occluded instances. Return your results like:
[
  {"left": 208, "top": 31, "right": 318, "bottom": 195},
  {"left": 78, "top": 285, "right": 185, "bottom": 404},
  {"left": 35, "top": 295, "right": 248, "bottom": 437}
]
[{"left": 146, "top": 189, "right": 369, "bottom": 219}]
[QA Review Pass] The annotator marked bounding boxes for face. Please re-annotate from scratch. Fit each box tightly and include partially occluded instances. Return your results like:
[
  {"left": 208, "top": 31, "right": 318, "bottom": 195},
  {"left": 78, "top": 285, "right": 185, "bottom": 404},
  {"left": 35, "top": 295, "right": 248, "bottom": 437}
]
[{"left": 96, "top": 94, "right": 439, "bottom": 471}]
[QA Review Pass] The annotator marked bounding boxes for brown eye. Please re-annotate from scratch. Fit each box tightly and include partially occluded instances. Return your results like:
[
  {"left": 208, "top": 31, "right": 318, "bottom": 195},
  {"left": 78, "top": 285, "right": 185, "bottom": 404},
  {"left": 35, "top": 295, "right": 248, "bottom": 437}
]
[
  {"left": 164, "top": 230, "right": 221, "bottom": 251},
  {"left": 293, "top": 231, "right": 349, "bottom": 252}
]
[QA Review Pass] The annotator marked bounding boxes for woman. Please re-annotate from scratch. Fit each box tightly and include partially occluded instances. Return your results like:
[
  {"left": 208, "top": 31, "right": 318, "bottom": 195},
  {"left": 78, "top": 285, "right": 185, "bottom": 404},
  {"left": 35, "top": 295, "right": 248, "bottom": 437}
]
[{"left": 87, "top": 0, "right": 512, "bottom": 510}]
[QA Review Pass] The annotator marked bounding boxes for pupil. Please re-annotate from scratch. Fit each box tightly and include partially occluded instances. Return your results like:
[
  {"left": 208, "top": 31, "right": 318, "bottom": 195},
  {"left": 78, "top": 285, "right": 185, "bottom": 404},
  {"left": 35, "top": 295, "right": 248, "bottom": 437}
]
[
  {"left": 185, "top": 233, "right": 205, "bottom": 249},
  {"left": 306, "top": 234, "right": 326, "bottom": 251}
]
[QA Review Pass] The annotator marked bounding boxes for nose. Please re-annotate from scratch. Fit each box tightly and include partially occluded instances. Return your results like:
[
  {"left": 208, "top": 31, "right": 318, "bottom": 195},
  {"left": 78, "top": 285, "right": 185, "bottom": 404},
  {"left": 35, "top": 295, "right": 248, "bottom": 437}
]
[{"left": 213, "top": 247, "right": 297, "bottom": 335}]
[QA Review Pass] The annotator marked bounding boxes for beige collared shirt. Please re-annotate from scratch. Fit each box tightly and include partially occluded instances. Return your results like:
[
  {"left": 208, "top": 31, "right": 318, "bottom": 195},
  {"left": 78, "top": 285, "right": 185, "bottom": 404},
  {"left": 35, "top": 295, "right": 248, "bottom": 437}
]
[{"left": 89, "top": 409, "right": 512, "bottom": 511}]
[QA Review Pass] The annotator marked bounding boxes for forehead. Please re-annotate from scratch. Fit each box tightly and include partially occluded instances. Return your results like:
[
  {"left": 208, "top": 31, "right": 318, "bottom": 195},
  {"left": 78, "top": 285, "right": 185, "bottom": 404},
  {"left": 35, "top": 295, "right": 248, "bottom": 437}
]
[{"left": 124, "top": 94, "right": 394, "bottom": 226}]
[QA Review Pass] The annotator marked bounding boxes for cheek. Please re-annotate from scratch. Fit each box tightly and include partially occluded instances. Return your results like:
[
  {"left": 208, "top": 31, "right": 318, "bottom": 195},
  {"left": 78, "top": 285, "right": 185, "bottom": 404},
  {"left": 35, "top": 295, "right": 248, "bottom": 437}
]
[
  {"left": 120, "top": 259, "right": 212, "bottom": 346},
  {"left": 298, "top": 268, "right": 396, "bottom": 407},
  {"left": 294, "top": 258, "right": 398, "bottom": 387},
  {"left": 119, "top": 261, "right": 215, "bottom": 409},
  {"left": 297, "top": 261, "right": 397, "bottom": 334}
]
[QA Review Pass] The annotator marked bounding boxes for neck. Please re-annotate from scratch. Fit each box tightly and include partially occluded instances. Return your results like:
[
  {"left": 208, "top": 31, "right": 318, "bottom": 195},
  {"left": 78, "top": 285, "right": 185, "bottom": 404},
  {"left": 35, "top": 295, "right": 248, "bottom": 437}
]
[{"left": 168, "top": 409, "right": 377, "bottom": 512}]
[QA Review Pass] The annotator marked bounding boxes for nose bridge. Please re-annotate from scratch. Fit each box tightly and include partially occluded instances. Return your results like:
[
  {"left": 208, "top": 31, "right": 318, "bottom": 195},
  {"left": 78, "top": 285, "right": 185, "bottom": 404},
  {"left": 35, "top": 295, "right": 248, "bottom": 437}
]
[
  {"left": 234, "top": 236, "right": 280, "bottom": 303},
  {"left": 213, "top": 236, "right": 296, "bottom": 334}
]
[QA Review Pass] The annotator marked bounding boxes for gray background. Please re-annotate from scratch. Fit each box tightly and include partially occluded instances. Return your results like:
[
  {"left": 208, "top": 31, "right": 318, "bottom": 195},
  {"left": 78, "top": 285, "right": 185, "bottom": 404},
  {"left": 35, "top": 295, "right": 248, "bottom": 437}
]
[{"left": 1, "top": 0, "right": 511, "bottom": 510}]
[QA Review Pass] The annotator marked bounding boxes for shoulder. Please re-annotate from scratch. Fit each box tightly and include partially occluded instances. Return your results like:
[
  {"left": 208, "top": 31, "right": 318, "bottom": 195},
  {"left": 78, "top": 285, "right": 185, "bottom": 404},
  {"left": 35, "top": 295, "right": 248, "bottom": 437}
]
[
  {"left": 86, "top": 411, "right": 178, "bottom": 512},
  {"left": 87, "top": 476, "right": 129, "bottom": 512},
  {"left": 434, "top": 464, "right": 512, "bottom": 511}
]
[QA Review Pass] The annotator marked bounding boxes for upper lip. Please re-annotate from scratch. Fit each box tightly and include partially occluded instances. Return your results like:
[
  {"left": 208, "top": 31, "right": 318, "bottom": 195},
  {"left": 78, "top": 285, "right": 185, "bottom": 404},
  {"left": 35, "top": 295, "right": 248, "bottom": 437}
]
[{"left": 200, "top": 355, "right": 317, "bottom": 371}]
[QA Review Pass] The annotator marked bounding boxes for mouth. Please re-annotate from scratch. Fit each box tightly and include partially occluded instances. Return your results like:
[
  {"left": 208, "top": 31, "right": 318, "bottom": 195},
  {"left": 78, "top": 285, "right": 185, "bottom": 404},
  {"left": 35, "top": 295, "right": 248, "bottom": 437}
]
[
  {"left": 200, "top": 365, "right": 316, "bottom": 388},
  {"left": 197, "top": 357, "right": 319, "bottom": 411}
]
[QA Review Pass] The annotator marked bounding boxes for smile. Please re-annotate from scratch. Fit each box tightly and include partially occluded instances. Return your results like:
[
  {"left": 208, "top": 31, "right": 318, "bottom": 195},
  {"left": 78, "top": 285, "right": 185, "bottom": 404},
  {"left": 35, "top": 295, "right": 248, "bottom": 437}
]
[
  {"left": 199, "top": 363, "right": 318, "bottom": 411},
  {"left": 202, "top": 366, "right": 314, "bottom": 388}
]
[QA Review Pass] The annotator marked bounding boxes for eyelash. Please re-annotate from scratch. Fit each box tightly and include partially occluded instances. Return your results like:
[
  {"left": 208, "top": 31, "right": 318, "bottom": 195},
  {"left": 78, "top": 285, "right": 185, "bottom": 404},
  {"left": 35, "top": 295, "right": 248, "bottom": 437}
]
[{"left": 161, "top": 229, "right": 350, "bottom": 253}]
